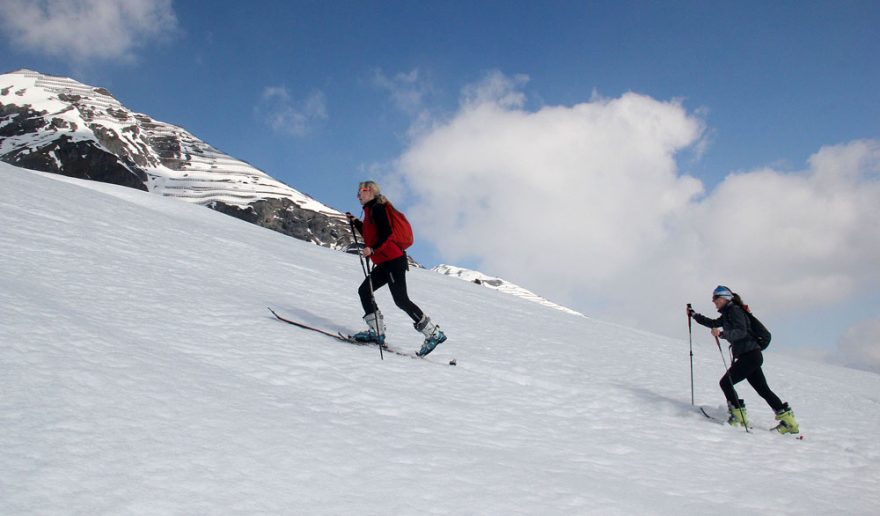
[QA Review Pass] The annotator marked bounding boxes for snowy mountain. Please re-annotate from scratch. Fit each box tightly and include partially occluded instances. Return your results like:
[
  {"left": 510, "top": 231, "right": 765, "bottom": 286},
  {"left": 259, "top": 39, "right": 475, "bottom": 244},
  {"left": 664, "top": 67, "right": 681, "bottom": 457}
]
[
  {"left": 0, "top": 69, "right": 352, "bottom": 249},
  {"left": 433, "top": 264, "right": 584, "bottom": 316},
  {"left": 2, "top": 162, "right": 879, "bottom": 515}
]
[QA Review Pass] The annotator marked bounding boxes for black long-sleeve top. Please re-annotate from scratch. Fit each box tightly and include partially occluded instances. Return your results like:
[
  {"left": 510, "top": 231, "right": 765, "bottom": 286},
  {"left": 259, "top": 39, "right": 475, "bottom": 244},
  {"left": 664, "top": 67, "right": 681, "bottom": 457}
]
[{"left": 693, "top": 302, "right": 761, "bottom": 358}]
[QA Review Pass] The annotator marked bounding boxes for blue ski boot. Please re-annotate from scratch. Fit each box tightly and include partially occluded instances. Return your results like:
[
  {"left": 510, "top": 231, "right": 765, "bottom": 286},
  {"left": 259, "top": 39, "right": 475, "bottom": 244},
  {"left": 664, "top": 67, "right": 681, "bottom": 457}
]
[
  {"left": 353, "top": 311, "right": 385, "bottom": 346},
  {"left": 415, "top": 315, "right": 446, "bottom": 357}
]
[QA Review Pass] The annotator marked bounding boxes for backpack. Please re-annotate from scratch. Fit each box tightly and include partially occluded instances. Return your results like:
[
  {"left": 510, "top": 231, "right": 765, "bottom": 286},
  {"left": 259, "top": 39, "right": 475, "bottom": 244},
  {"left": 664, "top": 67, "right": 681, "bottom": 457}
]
[
  {"left": 744, "top": 308, "right": 772, "bottom": 350},
  {"left": 384, "top": 202, "right": 413, "bottom": 251}
]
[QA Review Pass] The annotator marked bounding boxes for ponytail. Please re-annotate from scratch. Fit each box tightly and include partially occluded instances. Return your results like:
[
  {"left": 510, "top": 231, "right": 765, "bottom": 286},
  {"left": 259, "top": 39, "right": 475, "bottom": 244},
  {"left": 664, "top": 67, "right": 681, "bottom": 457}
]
[{"left": 732, "top": 293, "right": 752, "bottom": 313}]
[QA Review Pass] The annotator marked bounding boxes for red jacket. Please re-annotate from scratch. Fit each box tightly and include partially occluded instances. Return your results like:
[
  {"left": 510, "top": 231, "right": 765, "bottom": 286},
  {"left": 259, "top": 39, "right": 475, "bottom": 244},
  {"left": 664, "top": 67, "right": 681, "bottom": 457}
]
[{"left": 357, "top": 201, "right": 404, "bottom": 265}]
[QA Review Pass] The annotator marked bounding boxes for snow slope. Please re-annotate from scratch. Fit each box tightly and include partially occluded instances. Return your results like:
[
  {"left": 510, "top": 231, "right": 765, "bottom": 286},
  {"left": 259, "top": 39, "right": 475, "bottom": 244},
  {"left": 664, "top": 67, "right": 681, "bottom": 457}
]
[{"left": 1, "top": 162, "right": 878, "bottom": 515}]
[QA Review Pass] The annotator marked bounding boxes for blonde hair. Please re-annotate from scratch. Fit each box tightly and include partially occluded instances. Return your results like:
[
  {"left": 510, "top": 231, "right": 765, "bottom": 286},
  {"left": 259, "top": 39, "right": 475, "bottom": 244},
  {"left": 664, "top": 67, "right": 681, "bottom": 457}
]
[{"left": 358, "top": 180, "right": 388, "bottom": 204}]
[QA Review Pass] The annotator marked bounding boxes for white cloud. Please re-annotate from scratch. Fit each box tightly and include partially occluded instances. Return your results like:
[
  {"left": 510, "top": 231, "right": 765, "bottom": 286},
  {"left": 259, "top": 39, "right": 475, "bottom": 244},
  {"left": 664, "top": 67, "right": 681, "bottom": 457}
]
[
  {"left": 256, "top": 86, "right": 327, "bottom": 137},
  {"left": 837, "top": 318, "right": 880, "bottom": 374},
  {"left": 393, "top": 73, "right": 704, "bottom": 294},
  {"left": 372, "top": 68, "right": 435, "bottom": 138},
  {"left": 387, "top": 71, "right": 880, "bottom": 345},
  {"left": 460, "top": 70, "right": 529, "bottom": 110},
  {"left": 0, "top": 0, "right": 178, "bottom": 62},
  {"left": 690, "top": 140, "right": 880, "bottom": 314},
  {"left": 373, "top": 68, "right": 429, "bottom": 115}
]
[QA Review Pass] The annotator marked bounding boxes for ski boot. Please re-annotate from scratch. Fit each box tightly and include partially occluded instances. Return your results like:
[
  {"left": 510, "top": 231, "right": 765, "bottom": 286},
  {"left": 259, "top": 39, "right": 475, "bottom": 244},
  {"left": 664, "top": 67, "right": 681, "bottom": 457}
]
[
  {"left": 353, "top": 311, "right": 385, "bottom": 346},
  {"left": 415, "top": 315, "right": 446, "bottom": 357},
  {"left": 772, "top": 403, "right": 799, "bottom": 434},
  {"left": 727, "top": 400, "right": 748, "bottom": 428}
]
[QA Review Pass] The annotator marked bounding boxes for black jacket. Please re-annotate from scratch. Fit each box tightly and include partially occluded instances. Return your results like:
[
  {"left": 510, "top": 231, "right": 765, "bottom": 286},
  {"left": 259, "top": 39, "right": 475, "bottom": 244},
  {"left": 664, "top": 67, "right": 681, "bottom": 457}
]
[{"left": 693, "top": 302, "right": 761, "bottom": 358}]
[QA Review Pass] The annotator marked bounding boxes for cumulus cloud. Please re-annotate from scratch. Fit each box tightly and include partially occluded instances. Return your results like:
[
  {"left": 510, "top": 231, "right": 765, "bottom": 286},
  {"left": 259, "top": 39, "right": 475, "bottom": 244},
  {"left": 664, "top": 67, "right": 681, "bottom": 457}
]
[
  {"left": 387, "top": 71, "right": 880, "bottom": 343},
  {"left": 837, "top": 318, "right": 880, "bottom": 374},
  {"left": 256, "top": 86, "right": 327, "bottom": 137},
  {"left": 0, "top": 0, "right": 178, "bottom": 63},
  {"left": 393, "top": 72, "right": 704, "bottom": 301},
  {"left": 690, "top": 140, "right": 880, "bottom": 313}
]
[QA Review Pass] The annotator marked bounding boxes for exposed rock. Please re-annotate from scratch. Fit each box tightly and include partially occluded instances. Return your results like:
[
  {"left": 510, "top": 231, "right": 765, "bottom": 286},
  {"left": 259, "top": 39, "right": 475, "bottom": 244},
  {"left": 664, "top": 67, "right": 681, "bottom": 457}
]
[
  {"left": 3, "top": 135, "right": 147, "bottom": 190},
  {"left": 211, "top": 197, "right": 353, "bottom": 248},
  {"left": 0, "top": 104, "right": 48, "bottom": 136}
]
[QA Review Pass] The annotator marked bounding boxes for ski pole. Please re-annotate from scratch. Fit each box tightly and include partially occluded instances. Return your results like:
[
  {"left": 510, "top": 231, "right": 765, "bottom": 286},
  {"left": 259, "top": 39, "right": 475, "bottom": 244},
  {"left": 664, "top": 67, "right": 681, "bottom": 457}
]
[
  {"left": 687, "top": 303, "right": 694, "bottom": 406},
  {"left": 349, "top": 216, "right": 384, "bottom": 360},
  {"left": 366, "top": 259, "right": 383, "bottom": 361},
  {"left": 714, "top": 335, "right": 749, "bottom": 433}
]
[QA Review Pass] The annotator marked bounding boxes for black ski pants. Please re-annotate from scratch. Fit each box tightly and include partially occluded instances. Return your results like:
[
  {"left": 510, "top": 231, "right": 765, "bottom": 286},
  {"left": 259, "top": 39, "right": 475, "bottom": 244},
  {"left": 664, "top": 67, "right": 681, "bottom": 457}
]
[
  {"left": 358, "top": 255, "right": 424, "bottom": 323},
  {"left": 720, "top": 349, "right": 784, "bottom": 412}
]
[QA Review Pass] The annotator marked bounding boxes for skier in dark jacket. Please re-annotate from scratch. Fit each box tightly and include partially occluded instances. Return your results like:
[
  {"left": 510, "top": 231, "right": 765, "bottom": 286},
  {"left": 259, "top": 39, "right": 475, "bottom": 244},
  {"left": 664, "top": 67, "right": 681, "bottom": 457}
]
[
  {"left": 346, "top": 180, "right": 446, "bottom": 357},
  {"left": 689, "top": 285, "right": 799, "bottom": 434}
]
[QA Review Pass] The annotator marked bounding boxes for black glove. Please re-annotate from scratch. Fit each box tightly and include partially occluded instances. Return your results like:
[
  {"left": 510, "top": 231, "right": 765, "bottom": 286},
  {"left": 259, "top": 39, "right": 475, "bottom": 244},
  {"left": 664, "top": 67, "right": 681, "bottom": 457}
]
[{"left": 687, "top": 306, "right": 696, "bottom": 318}]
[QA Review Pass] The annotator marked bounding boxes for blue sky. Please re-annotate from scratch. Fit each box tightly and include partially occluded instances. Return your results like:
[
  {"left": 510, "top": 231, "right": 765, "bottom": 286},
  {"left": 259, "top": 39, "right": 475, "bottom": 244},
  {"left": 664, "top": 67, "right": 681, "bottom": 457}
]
[{"left": 1, "top": 0, "right": 879, "bottom": 369}]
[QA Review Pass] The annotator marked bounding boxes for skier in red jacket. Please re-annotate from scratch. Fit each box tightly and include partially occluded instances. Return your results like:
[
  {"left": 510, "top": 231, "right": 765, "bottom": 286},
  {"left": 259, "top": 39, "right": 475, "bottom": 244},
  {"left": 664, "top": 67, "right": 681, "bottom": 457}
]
[{"left": 347, "top": 181, "right": 446, "bottom": 357}]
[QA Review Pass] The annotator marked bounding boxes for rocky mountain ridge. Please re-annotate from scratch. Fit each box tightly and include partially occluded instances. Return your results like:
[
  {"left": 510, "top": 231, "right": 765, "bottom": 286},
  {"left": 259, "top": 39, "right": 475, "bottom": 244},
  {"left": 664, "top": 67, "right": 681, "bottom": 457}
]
[{"left": 0, "top": 69, "right": 352, "bottom": 249}]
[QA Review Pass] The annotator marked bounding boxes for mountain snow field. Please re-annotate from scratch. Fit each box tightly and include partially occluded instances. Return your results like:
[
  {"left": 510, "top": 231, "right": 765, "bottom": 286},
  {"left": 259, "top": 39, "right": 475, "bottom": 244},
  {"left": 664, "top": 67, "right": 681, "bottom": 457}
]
[{"left": 1, "top": 163, "right": 878, "bottom": 515}]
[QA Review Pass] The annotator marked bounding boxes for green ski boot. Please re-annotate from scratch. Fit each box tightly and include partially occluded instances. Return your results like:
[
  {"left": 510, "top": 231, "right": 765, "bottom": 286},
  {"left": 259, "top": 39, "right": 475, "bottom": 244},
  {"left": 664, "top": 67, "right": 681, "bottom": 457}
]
[
  {"left": 773, "top": 403, "right": 799, "bottom": 434},
  {"left": 727, "top": 400, "right": 748, "bottom": 428}
]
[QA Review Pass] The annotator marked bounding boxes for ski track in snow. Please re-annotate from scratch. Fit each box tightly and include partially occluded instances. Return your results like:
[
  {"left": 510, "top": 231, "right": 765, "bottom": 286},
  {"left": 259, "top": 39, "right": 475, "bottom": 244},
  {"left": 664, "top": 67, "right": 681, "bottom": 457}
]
[{"left": 1, "top": 164, "right": 879, "bottom": 515}]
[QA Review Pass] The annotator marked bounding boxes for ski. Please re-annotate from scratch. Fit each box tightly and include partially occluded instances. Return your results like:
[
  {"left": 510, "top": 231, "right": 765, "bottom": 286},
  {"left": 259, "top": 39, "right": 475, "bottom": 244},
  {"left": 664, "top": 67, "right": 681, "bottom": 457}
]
[
  {"left": 268, "top": 307, "right": 457, "bottom": 366},
  {"left": 268, "top": 307, "right": 352, "bottom": 341},
  {"left": 699, "top": 406, "right": 726, "bottom": 424},
  {"left": 338, "top": 332, "right": 423, "bottom": 360},
  {"left": 336, "top": 331, "right": 455, "bottom": 365},
  {"left": 698, "top": 406, "right": 804, "bottom": 439}
]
